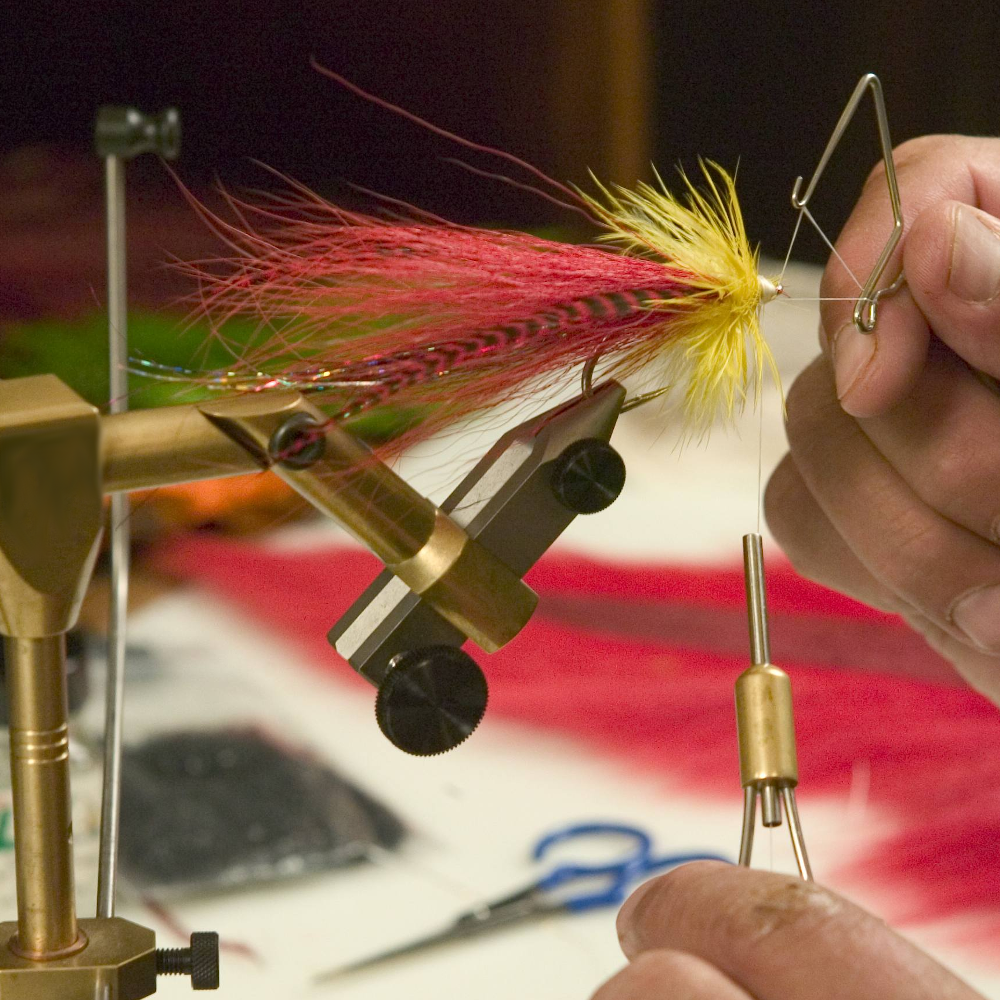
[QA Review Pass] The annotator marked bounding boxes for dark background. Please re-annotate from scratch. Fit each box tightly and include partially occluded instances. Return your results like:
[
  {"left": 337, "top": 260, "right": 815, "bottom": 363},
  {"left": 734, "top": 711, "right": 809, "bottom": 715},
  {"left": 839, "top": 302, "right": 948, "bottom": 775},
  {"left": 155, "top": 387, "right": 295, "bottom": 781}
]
[{"left": 3, "top": 0, "right": 1000, "bottom": 261}]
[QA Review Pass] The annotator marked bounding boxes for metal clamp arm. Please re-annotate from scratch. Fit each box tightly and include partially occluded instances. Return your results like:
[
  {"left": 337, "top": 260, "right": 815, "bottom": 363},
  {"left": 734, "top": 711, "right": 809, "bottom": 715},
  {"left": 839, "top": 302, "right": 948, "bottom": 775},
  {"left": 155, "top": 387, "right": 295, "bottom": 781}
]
[
  {"left": 329, "top": 382, "right": 628, "bottom": 754},
  {"left": 197, "top": 392, "right": 538, "bottom": 654}
]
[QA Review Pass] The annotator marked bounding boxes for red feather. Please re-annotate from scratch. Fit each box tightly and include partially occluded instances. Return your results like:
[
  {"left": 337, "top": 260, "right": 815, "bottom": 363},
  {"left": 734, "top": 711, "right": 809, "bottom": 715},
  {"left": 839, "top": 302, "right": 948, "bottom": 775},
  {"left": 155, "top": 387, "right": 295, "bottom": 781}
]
[{"left": 174, "top": 202, "right": 690, "bottom": 431}]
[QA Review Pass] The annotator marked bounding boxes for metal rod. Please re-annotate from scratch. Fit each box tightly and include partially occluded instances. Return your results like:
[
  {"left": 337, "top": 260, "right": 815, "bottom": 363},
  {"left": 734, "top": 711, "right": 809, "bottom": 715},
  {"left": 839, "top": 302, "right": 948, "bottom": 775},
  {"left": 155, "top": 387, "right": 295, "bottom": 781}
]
[
  {"left": 781, "top": 786, "right": 813, "bottom": 881},
  {"left": 5, "top": 636, "right": 81, "bottom": 957},
  {"left": 96, "top": 153, "right": 129, "bottom": 919},
  {"left": 737, "top": 786, "right": 756, "bottom": 866},
  {"left": 760, "top": 784, "right": 782, "bottom": 827},
  {"left": 742, "top": 533, "right": 770, "bottom": 665},
  {"left": 101, "top": 403, "right": 261, "bottom": 493}
]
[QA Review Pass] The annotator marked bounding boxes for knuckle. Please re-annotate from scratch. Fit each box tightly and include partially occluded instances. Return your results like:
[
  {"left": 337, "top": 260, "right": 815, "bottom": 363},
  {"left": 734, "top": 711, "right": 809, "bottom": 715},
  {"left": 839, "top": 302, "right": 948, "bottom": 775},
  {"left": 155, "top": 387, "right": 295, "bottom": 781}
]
[
  {"left": 863, "top": 135, "right": 956, "bottom": 191},
  {"left": 783, "top": 367, "right": 814, "bottom": 426},
  {"left": 767, "top": 522, "right": 814, "bottom": 580},
  {"left": 875, "top": 506, "right": 946, "bottom": 587},
  {"left": 763, "top": 454, "right": 798, "bottom": 519},
  {"left": 891, "top": 508, "right": 938, "bottom": 559},
  {"left": 784, "top": 359, "right": 837, "bottom": 451},
  {"left": 763, "top": 459, "right": 812, "bottom": 563},
  {"left": 891, "top": 134, "right": 950, "bottom": 168},
  {"left": 926, "top": 439, "right": 977, "bottom": 503}
]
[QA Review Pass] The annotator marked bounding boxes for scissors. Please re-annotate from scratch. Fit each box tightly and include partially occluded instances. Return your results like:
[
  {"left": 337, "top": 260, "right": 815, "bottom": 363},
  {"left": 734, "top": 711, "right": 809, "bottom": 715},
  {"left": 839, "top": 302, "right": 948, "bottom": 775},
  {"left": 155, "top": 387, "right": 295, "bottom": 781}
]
[{"left": 313, "top": 821, "right": 729, "bottom": 985}]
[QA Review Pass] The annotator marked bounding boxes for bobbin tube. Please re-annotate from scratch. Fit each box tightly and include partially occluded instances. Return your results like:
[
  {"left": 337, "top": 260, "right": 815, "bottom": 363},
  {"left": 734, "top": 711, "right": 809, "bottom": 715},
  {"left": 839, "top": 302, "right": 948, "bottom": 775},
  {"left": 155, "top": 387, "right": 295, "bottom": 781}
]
[
  {"left": 735, "top": 533, "right": 811, "bottom": 879},
  {"left": 743, "top": 533, "right": 770, "bottom": 666}
]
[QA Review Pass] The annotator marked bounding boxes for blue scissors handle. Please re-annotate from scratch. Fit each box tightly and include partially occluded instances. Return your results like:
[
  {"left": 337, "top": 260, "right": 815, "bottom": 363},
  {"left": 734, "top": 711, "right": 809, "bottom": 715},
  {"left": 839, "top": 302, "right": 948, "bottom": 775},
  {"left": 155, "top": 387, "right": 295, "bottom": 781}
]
[{"left": 532, "top": 821, "right": 729, "bottom": 913}]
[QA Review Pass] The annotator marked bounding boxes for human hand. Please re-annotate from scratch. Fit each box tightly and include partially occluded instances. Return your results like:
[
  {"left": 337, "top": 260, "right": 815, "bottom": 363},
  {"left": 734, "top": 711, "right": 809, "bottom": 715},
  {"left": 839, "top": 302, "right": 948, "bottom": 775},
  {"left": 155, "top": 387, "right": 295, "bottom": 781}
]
[
  {"left": 592, "top": 862, "right": 983, "bottom": 999},
  {"left": 766, "top": 135, "right": 1000, "bottom": 704}
]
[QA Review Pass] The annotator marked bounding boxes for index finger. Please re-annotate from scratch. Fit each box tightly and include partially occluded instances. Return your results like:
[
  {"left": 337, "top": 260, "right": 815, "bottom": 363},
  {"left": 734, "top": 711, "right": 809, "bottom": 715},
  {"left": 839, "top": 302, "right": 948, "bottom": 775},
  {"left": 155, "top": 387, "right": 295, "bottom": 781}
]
[
  {"left": 817, "top": 135, "right": 1000, "bottom": 416},
  {"left": 616, "top": 862, "right": 976, "bottom": 1000}
]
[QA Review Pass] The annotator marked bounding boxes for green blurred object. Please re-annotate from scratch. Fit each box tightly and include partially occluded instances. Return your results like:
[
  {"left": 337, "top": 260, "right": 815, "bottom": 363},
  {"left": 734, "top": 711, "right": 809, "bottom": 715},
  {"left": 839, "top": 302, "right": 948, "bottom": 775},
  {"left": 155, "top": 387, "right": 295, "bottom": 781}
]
[
  {"left": 0, "top": 311, "right": 418, "bottom": 444},
  {"left": 0, "top": 311, "right": 224, "bottom": 409}
]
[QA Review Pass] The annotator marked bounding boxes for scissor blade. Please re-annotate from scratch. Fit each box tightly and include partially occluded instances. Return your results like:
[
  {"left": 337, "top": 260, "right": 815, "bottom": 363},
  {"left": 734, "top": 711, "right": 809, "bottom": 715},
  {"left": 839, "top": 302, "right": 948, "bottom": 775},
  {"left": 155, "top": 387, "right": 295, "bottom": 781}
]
[
  {"left": 312, "top": 930, "right": 457, "bottom": 985},
  {"left": 311, "top": 898, "right": 560, "bottom": 986}
]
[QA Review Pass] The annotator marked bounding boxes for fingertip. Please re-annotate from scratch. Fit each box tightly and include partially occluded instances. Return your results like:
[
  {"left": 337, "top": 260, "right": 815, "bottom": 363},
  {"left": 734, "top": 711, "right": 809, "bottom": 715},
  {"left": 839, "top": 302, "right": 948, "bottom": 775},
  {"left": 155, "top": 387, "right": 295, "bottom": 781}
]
[
  {"left": 830, "top": 295, "right": 930, "bottom": 417},
  {"left": 828, "top": 320, "right": 876, "bottom": 406},
  {"left": 616, "top": 861, "right": 729, "bottom": 958},
  {"left": 614, "top": 857, "right": 970, "bottom": 1000},
  {"left": 616, "top": 876, "right": 661, "bottom": 957},
  {"left": 819, "top": 248, "right": 931, "bottom": 417}
]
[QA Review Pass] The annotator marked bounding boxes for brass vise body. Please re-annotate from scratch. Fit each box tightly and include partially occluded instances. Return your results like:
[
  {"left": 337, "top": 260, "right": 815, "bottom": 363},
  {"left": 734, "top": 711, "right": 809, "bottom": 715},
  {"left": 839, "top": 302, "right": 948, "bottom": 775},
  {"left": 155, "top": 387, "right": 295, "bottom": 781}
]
[{"left": 0, "top": 374, "right": 539, "bottom": 998}]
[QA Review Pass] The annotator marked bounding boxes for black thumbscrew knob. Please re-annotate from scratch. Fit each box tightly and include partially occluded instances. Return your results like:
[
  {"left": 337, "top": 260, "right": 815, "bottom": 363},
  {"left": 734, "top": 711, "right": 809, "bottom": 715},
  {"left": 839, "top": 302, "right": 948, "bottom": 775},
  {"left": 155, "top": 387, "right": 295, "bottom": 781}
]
[
  {"left": 268, "top": 412, "right": 327, "bottom": 468},
  {"left": 375, "top": 646, "right": 489, "bottom": 756},
  {"left": 550, "top": 438, "right": 626, "bottom": 514},
  {"left": 156, "top": 932, "right": 220, "bottom": 990},
  {"left": 94, "top": 106, "right": 181, "bottom": 160}
]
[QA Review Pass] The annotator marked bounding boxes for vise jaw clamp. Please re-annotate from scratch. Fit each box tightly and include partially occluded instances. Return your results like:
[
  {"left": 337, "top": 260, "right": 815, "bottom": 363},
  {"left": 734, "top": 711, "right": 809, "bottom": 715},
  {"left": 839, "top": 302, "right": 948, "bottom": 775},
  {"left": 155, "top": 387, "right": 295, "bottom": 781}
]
[{"left": 329, "top": 381, "right": 627, "bottom": 755}]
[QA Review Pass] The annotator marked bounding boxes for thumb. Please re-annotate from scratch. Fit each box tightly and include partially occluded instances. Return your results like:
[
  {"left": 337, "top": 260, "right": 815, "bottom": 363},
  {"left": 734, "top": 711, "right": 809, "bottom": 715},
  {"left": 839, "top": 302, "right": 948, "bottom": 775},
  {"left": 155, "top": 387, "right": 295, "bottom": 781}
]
[{"left": 904, "top": 200, "right": 1000, "bottom": 377}]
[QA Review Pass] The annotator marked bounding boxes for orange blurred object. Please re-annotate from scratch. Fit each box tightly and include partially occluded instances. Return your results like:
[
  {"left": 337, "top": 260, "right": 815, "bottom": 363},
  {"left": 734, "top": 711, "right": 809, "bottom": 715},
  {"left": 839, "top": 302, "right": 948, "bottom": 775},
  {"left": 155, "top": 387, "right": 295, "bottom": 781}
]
[{"left": 134, "top": 471, "right": 309, "bottom": 535}]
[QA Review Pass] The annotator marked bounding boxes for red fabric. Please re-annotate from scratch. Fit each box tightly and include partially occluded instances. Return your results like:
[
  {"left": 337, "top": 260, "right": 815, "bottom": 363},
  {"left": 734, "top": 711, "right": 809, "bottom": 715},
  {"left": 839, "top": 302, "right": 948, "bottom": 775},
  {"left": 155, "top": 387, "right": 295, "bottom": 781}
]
[{"left": 154, "top": 535, "right": 1000, "bottom": 949}]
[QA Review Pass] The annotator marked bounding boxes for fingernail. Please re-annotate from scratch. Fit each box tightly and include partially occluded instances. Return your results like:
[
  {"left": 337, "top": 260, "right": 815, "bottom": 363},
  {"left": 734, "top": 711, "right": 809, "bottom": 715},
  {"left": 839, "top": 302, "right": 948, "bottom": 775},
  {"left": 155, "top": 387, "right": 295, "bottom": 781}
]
[
  {"left": 616, "top": 878, "right": 657, "bottom": 955},
  {"left": 951, "top": 583, "right": 1000, "bottom": 652},
  {"left": 949, "top": 205, "right": 1000, "bottom": 303},
  {"left": 830, "top": 322, "right": 874, "bottom": 399}
]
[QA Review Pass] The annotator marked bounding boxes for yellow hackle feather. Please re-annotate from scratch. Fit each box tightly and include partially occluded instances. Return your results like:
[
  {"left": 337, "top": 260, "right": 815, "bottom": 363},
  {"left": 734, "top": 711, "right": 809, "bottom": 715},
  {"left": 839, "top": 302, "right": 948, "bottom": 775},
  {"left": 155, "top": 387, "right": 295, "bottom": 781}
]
[{"left": 582, "top": 160, "right": 780, "bottom": 436}]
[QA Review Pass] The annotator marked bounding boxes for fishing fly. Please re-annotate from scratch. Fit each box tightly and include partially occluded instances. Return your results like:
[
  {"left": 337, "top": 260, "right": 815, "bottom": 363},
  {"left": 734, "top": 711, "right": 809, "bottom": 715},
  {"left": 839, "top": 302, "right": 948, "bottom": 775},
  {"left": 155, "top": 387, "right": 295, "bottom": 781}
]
[{"left": 134, "top": 66, "right": 797, "bottom": 453}]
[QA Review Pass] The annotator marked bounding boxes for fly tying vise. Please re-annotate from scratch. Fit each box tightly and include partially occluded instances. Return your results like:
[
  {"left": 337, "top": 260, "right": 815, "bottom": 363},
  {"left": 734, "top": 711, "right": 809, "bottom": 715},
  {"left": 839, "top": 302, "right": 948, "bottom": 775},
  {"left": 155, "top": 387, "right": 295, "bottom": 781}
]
[{"left": 0, "top": 69, "right": 915, "bottom": 1000}]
